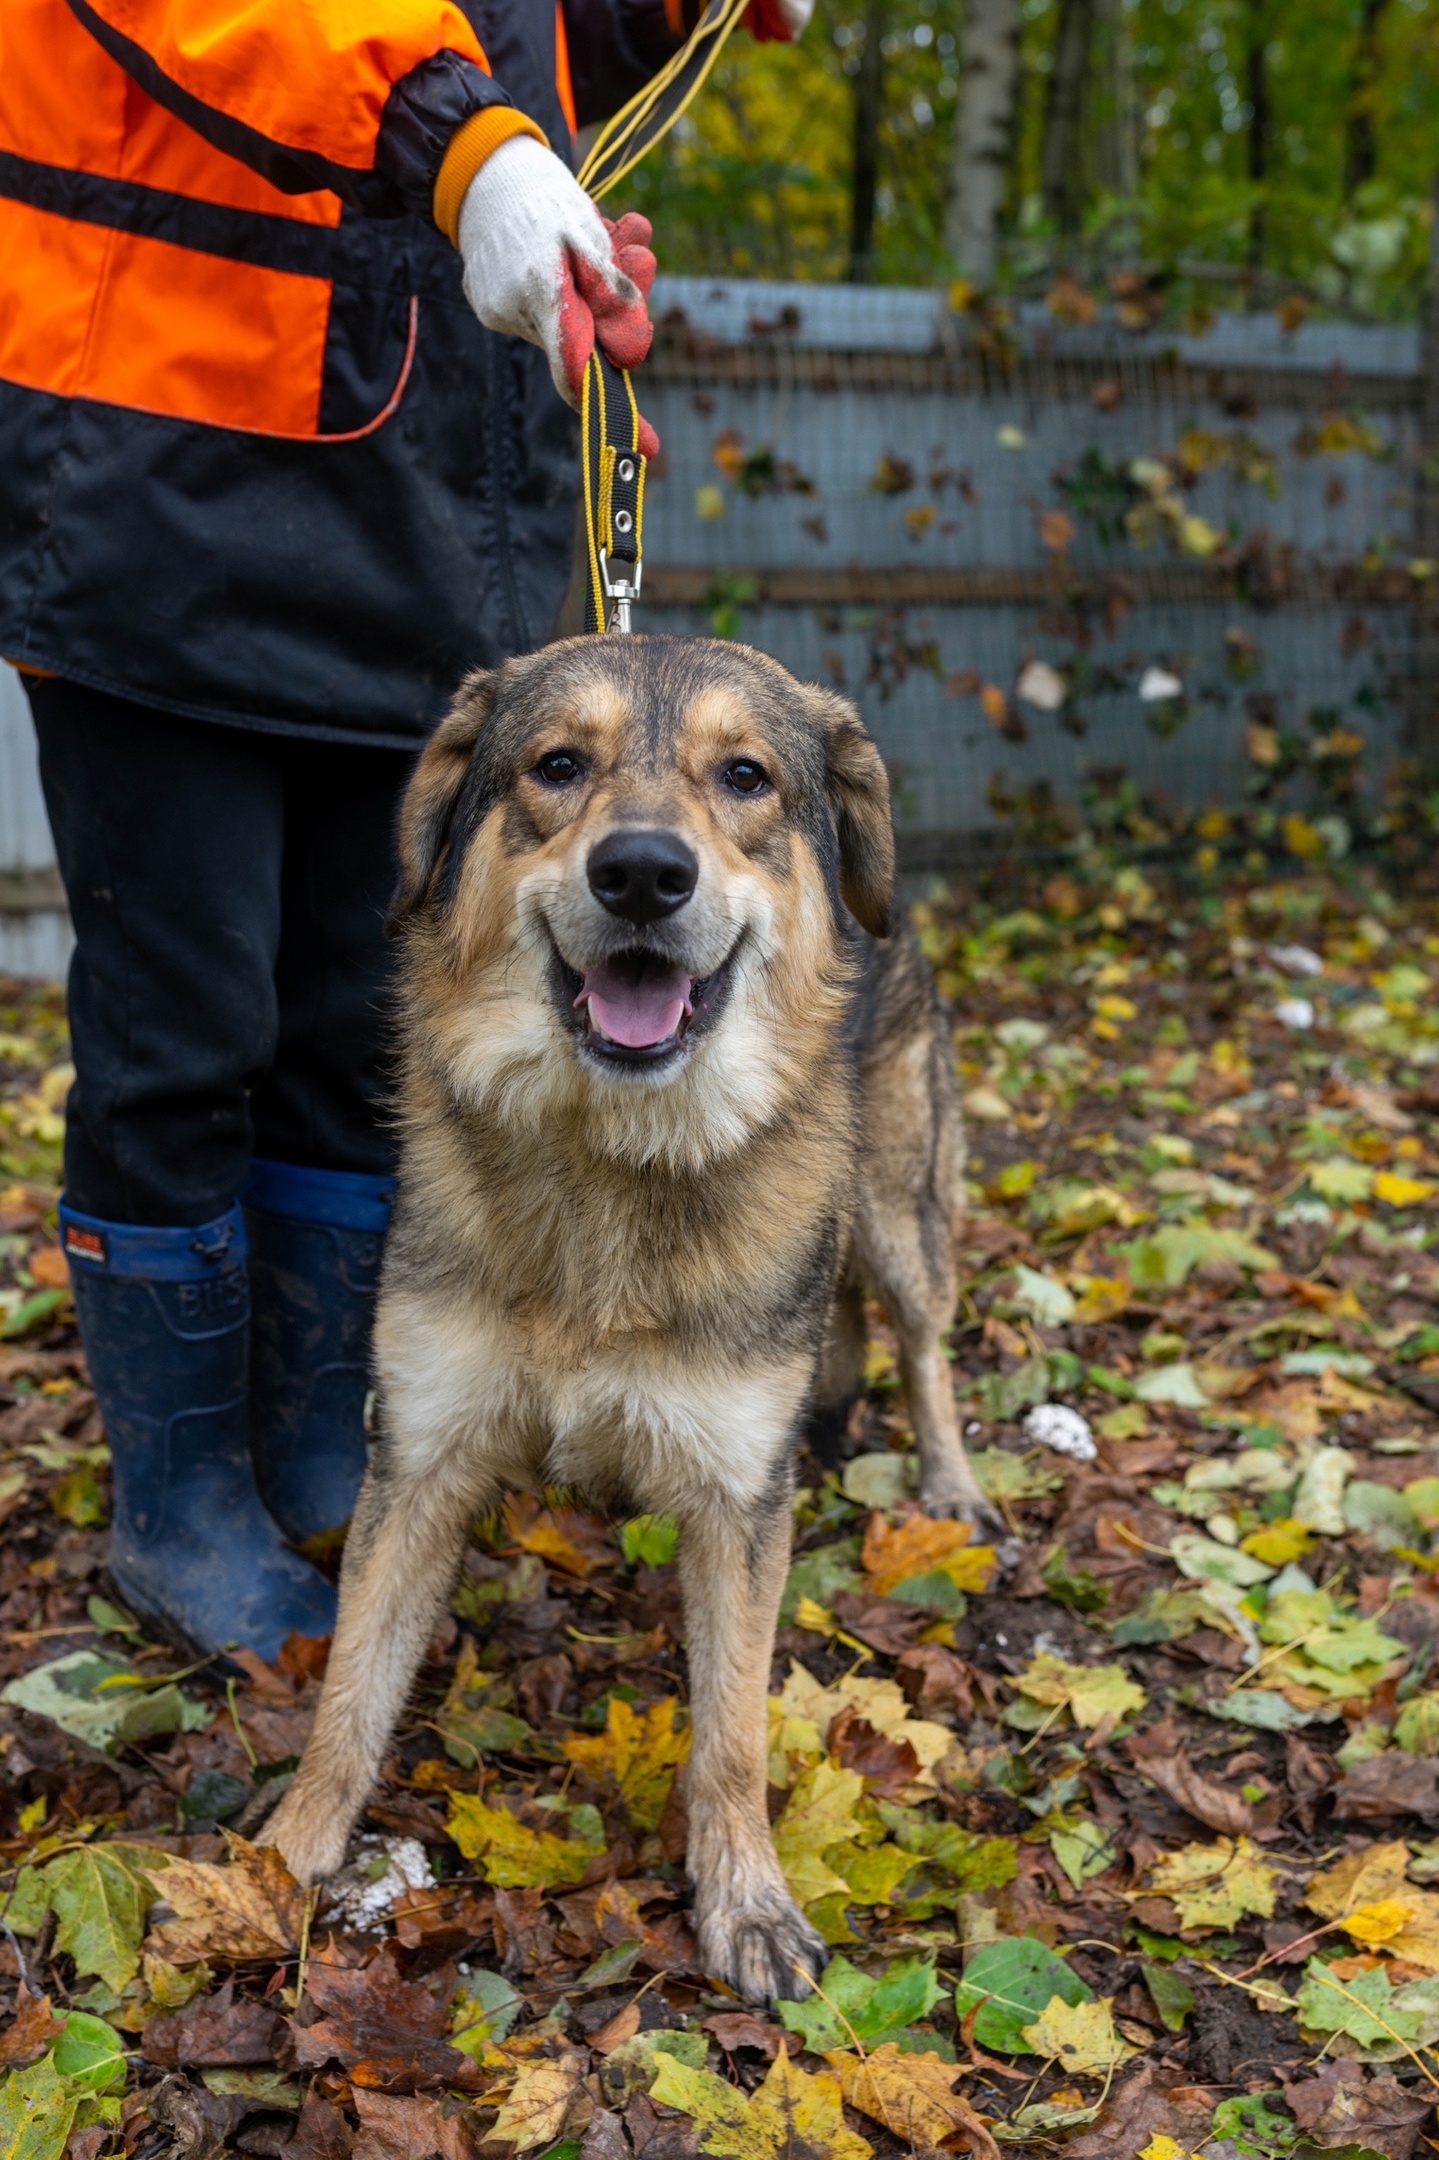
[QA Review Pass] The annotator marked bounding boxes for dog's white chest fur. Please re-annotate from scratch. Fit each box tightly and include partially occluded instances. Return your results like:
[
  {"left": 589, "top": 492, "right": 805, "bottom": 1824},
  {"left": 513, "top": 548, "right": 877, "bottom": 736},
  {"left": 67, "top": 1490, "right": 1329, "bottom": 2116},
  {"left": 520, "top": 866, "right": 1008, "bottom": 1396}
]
[{"left": 375, "top": 1289, "right": 811, "bottom": 1512}]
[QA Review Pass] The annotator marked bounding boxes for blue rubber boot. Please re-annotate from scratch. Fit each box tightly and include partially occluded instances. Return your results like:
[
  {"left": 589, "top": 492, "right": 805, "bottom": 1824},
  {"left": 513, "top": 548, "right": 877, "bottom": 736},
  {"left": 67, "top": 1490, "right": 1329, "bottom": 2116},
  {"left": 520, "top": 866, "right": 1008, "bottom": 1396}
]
[
  {"left": 243, "top": 1159, "right": 394, "bottom": 1546},
  {"left": 59, "top": 1201, "right": 337, "bottom": 1660}
]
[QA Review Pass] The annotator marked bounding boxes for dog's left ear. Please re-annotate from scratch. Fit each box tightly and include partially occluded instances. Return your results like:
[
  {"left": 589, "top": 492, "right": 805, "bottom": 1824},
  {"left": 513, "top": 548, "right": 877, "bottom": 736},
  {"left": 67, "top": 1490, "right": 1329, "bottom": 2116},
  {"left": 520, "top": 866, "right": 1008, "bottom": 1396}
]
[
  {"left": 808, "top": 689, "right": 895, "bottom": 938},
  {"left": 389, "top": 670, "right": 497, "bottom": 929}
]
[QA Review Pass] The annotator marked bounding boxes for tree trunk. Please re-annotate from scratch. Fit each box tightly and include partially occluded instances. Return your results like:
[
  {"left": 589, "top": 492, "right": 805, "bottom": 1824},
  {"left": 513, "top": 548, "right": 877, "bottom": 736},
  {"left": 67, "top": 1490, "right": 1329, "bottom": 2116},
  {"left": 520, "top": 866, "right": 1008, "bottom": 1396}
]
[
  {"left": 1093, "top": 0, "right": 1137, "bottom": 200},
  {"left": 848, "top": 0, "right": 887, "bottom": 282},
  {"left": 1041, "top": 0, "right": 1096, "bottom": 242},
  {"left": 944, "top": 0, "right": 1022, "bottom": 283},
  {"left": 1246, "top": 0, "right": 1269, "bottom": 267},
  {"left": 1345, "top": 0, "right": 1391, "bottom": 198}
]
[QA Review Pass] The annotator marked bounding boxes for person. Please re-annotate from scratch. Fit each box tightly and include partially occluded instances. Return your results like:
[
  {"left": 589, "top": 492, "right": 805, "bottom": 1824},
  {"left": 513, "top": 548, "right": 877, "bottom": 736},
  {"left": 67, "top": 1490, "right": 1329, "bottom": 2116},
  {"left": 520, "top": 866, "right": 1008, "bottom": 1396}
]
[{"left": 0, "top": 0, "right": 810, "bottom": 1659}]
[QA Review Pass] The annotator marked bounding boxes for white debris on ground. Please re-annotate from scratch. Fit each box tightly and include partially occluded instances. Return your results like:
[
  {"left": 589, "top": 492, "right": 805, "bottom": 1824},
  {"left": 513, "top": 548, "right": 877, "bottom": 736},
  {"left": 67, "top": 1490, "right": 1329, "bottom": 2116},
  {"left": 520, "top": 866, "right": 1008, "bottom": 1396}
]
[
  {"left": 1022, "top": 1403, "right": 1097, "bottom": 1462},
  {"left": 1274, "top": 996, "right": 1316, "bottom": 1029},
  {"left": 324, "top": 1835, "right": 432, "bottom": 1929},
  {"left": 1138, "top": 665, "right": 1183, "bottom": 702},
  {"left": 1266, "top": 943, "right": 1324, "bottom": 976}
]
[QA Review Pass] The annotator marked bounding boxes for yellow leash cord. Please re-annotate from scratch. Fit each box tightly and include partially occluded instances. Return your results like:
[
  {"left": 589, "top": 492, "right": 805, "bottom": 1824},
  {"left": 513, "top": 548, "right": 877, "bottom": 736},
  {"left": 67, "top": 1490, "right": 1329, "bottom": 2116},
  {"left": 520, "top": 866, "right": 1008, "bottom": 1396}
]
[{"left": 576, "top": 0, "right": 752, "bottom": 628}]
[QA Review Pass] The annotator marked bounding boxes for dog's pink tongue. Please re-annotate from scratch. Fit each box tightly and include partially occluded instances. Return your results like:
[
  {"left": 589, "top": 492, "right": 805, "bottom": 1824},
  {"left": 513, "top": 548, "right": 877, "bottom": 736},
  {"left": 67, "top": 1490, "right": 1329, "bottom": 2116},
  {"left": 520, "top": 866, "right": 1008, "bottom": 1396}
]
[{"left": 578, "top": 955, "right": 693, "bottom": 1048}]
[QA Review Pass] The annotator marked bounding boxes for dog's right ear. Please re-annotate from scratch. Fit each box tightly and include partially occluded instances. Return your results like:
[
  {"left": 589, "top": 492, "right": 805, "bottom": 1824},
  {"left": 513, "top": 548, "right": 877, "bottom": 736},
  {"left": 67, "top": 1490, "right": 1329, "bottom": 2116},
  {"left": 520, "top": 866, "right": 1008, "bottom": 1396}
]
[{"left": 389, "top": 672, "right": 497, "bottom": 929}]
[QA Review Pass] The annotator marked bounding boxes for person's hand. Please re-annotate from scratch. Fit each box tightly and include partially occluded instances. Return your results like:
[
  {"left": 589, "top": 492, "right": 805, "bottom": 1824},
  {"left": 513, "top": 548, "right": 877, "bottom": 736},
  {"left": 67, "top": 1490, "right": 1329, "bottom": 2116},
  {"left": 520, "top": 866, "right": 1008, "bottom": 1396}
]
[
  {"left": 746, "top": 0, "right": 813, "bottom": 41},
  {"left": 458, "top": 139, "right": 660, "bottom": 454}
]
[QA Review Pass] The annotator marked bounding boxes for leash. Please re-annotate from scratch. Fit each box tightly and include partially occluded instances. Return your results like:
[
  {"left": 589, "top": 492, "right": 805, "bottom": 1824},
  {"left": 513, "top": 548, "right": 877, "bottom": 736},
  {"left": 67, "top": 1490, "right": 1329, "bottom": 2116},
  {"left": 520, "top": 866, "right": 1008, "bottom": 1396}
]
[
  {"left": 580, "top": 348, "right": 646, "bottom": 634},
  {"left": 575, "top": 0, "right": 751, "bottom": 633}
]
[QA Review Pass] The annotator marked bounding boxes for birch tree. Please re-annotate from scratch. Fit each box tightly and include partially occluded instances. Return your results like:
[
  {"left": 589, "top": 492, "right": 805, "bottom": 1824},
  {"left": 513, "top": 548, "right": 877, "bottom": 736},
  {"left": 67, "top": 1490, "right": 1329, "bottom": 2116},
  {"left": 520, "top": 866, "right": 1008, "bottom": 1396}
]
[{"left": 943, "top": 0, "right": 1022, "bottom": 284}]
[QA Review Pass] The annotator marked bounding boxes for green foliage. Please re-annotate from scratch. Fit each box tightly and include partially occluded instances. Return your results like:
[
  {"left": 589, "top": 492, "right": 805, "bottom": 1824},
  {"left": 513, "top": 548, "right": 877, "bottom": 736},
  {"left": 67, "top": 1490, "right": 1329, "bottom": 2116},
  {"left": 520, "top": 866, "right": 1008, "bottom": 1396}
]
[
  {"left": 620, "top": 1514, "right": 681, "bottom": 1567},
  {"left": 778, "top": 1951, "right": 942, "bottom": 2051},
  {"left": 953, "top": 1938, "right": 1093, "bottom": 2053}
]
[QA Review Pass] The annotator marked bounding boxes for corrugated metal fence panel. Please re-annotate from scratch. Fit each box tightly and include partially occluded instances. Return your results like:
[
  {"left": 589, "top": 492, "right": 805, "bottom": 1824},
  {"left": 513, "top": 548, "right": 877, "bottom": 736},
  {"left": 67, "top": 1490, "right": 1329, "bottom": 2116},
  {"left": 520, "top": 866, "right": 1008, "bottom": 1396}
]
[
  {"left": 0, "top": 288, "right": 1429, "bottom": 973},
  {"left": 0, "top": 666, "right": 71, "bottom": 981}
]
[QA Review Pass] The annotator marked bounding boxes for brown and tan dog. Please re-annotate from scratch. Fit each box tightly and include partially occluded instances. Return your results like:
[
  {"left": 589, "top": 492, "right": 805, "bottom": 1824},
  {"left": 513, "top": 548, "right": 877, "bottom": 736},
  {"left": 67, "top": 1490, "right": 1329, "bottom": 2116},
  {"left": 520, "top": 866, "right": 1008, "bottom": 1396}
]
[{"left": 269, "top": 635, "right": 995, "bottom": 2001}]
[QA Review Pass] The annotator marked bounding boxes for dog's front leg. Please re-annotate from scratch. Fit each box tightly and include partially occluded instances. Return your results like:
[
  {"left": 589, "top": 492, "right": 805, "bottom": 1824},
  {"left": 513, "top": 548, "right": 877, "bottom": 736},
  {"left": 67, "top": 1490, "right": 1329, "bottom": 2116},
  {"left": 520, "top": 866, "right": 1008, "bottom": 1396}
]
[
  {"left": 267, "top": 1447, "right": 487, "bottom": 1884},
  {"left": 678, "top": 1487, "right": 826, "bottom": 2003}
]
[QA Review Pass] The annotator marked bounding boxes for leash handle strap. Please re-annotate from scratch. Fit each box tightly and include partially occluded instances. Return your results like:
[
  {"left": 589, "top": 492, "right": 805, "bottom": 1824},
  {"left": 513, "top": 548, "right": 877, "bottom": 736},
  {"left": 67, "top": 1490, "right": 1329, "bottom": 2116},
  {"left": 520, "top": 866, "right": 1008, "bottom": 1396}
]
[
  {"left": 581, "top": 348, "right": 646, "bottom": 634},
  {"left": 576, "top": 0, "right": 750, "bottom": 201}
]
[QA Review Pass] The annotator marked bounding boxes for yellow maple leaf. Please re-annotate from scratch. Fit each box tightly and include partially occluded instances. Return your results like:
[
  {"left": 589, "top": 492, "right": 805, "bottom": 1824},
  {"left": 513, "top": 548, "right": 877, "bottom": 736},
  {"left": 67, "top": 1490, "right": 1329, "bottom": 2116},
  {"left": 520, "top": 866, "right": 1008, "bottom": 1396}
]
[
  {"left": 445, "top": 1794, "right": 595, "bottom": 1889},
  {"left": 651, "top": 2041, "right": 871, "bottom": 2160},
  {"left": 772, "top": 1760, "right": 865, "bottom": 1910},
  {"left": 1020, "top": 1995, "right": 1137, "bottom": 2077},
  {"left": 1240, "top": 1519, "right": 1315, "bottom": 1567},
  {"left": 823, "top": 2045, "right": 994, "bottom": 2147},
  {"left": 1014, "top": 1651, "right": 1145, "bottom": 1730},
  {"left": 1375, "top": 1171, "right": 1437, "bottom": 1208},
  {"left": 1140, "top": 2140, "right": 1191, "bottom": 2160},
  {"left": 1343, "top": 1898, "right": 1414, "bottom": 1946},
  {"left": 1072, "top": 1275, "right": 1131, "bottom": 1324},
  {"left": 562, "top": 1696, "right": 691, "bottom": 1832},
  {"left": 1149, "top": 1837, "right": 1279, "bottom": 1931},
  {"left": 1306, "top": 1841, "right": 1410, "bottom": 1920}
]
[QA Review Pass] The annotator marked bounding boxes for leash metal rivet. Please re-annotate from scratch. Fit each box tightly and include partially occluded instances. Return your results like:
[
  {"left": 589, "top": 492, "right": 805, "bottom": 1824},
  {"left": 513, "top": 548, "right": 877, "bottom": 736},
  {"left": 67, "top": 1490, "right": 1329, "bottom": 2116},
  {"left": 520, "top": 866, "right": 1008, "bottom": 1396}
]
[
  {"left": 618, "top": 458, "right": 636, "bottom": 482},
  {"left": 614, "top": 509, "right": 633, "bottom": 534}
]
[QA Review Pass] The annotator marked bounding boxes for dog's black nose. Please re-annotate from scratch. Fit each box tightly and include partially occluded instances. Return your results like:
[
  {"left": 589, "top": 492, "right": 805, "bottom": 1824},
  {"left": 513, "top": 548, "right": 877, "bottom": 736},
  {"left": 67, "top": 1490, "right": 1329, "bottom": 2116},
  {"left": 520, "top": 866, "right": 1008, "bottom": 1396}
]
[{"left": 587, "top": 829, "right": 698, "bottom": 923}]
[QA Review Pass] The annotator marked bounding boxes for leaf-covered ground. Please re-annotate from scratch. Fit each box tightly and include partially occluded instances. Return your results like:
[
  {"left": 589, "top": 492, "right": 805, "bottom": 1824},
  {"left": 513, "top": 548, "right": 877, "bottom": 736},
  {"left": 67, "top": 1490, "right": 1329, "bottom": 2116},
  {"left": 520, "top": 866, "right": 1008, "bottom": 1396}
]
[{"left": 9, "top": 860, "right": 1439, "bottom": 2159}]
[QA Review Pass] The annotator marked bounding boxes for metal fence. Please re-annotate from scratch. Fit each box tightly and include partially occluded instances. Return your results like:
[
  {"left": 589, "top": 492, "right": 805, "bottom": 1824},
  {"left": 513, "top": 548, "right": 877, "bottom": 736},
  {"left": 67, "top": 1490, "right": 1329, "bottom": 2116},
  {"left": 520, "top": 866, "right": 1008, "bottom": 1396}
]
[{"left": 2, "top": 278, "right": 1434, "bottom": 972}]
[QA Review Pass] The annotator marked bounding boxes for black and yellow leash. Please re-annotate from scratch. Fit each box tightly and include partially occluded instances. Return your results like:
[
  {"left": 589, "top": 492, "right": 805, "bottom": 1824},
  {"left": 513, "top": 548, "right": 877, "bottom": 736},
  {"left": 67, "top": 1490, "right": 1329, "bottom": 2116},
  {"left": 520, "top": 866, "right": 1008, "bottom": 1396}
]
[{"left": 575, "top": 0, "right": 752, "bottom": 632}]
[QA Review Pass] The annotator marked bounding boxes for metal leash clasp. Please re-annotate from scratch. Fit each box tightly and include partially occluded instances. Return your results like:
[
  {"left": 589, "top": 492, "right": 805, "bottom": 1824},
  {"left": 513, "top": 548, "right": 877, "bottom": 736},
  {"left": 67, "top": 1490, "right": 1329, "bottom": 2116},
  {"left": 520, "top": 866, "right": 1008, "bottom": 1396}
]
[{"left": 599, "top": 548, "right": 642, "bottom": 635}]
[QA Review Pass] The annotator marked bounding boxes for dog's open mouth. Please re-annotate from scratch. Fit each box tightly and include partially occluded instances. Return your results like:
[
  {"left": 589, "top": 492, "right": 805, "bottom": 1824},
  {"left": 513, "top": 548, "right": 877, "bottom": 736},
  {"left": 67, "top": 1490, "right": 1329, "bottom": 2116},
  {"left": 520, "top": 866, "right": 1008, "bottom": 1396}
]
[{"left": 557, "top": 945, "right": 735, "bottom": 1063}]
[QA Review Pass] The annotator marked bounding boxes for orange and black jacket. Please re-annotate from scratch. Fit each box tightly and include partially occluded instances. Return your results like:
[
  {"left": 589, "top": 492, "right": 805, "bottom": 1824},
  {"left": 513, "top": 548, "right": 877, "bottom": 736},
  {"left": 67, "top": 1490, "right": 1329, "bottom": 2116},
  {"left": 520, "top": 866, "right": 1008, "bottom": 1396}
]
[{"left": 0, "top": 0, "right": 682, "bottom": 742}]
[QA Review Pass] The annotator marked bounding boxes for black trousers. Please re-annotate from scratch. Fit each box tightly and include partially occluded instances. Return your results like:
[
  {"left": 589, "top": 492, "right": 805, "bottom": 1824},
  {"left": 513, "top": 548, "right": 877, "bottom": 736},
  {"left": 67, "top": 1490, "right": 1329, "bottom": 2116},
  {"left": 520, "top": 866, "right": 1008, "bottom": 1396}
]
[{"left": 28, "top": 677, "right": 414, "bottom": 1227}]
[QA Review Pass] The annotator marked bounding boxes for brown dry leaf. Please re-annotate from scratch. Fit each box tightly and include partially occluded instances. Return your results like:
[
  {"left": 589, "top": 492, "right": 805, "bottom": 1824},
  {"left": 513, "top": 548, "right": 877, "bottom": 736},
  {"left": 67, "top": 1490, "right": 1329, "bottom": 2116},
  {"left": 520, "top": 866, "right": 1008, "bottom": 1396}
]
[
  {"left": 1128, "top": 1730, "right": 1256, "bottom": 1836},
  {"left": 27, "top": 1246, "right": 68, "bottom": 1289},
  {"left": 1064, "top": 2065, "right": 1215, "bottom": 2159},
  {"left": 826, "top": 1707, "right": 920, "bottom": 1799},
  {"left": 1334, "top": 1754, "right": 1439, "bottom": 1822},
  {"left": 142, "top": 1976, "right": 286, "bottom": 2067},
  {"left": 1044, "top": 274, "right": 1099, "bottom": 326},
  {"left": 503, "top": 1493, "right": 613, "bottom": 1578},
  {"left": 290, "top": 2090, "right": 356, "bottom": 2160},
  {"left": 824, "top": 2044, "right": 999, "bottom": 2156},
  {"left": 351, "top": 2091, "right": 481, "bottom": 2160},
  {"left": 703, "top": 2013, "right": 788, "bottom": 2060},
  {"left": 144, "top": 1836, "right": 309, "bottom": 1967},
  {"left": 488, "top": 2052, "right": 587, "bottom": 2150},
  {"left": 590, "top": 2003, "right": 641, "bottom": 2054},
  {"left": 0, "top": 1985, "right": 63, "bottom": 2067},
  {"left": 1280, "top": 2062, "right": 1430, "bottom": 2160},
  {"left": 1038, "top": 509, "right": 1076, "bottom": 553},
  {"left": 293, "top": 1942, "right": 484, "bottom": 2093}
]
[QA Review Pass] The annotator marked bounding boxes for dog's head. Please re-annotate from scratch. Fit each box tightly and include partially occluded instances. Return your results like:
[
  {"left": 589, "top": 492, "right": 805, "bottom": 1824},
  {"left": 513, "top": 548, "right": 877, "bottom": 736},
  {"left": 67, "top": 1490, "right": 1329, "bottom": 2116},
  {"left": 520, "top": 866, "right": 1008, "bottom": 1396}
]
[{"left": 392, "top": 637, "right": 893, "bottom": 1164}]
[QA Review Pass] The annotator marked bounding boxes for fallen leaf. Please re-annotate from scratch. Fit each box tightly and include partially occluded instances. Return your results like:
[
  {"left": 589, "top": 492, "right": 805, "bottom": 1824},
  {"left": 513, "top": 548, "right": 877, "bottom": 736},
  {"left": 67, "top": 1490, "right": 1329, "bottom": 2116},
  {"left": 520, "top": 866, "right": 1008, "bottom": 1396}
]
[
  {"left": 779, "top": 1953, "right": 940, "bottom": 2054},
  {"left": 0, "top": 2054, "right": 77, "bottom": 2160},
  {"left": 143, "top": 1977, "right": 285, "bottom": 2067},
  {"left": 1128, "top": 1735, "right": 1256, "bottom": 1836},
  {"left": 1020, "top": 1995, "right": 1138, "bottom": 2078},
  {"left": 860, "top": 1512, "right": 995, "bottom": 1598},
  {"left": 0, "top": 1990, "right": 62, "bottom": 2071},
  {"left": 293, "top": 1943, "right": 484, "bottom": 2093},
  {"left": 953, "top": 1938, "right": 1093, "bottom": 2053},
  {"left": 649, "top": 2044, "right": 871, "bottom": 2160},
  {"left": 146, "top": 1837, "right": 306, "bottom": 1968},
  {"left": 1335, "top": 1754, "right": 1439, "bottom": 1821},
  {"left": 351, "top": 2090, "right": 481, "bottom": 2160},
  {"left": 445, "top": 1793, "right": 599, "bottom": 1889},
  {"left": 489, "top": 2054, "right": 587, "bottom": 2149},
  {"left": 503, "top": 1494, "right": 613, "bottom": 1578},
  {"left": 1147, "top": 1837, "right": 1279, "bottom": 1931},
  {"left": 563, "top": 1697, "right": 691, "bottom": 1832},
  {"left": 771, "top": 1760, "right": 865, "bottom": 1910},
  {"left": 1010, "top": 1652, "right": 1144, "bottom": 1730},
  {"left": 824, "top": 2045, "right": 998, "bottom": 2154}
]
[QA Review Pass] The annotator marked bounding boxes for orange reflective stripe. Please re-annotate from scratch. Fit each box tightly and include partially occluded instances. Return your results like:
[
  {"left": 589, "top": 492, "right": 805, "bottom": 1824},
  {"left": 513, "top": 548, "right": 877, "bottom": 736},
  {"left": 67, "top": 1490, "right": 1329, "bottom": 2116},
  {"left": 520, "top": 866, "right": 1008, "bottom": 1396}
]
[
  {"left": 554, "top": 4, "right": 578, "bottom": 138},
  {"left": 0, "top": 197, "right": 330, "bottom": 434},
  {"left": 79, "top": 0, "right": 491, "bottom": 171}
]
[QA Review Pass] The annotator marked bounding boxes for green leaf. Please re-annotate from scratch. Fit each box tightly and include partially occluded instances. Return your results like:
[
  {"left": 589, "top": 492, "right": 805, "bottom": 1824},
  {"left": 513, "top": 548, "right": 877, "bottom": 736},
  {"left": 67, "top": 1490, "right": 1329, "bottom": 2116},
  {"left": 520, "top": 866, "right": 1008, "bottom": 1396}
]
[
  {"left": 451, "top": 1967, "right": 525, "bottom": 2053},
  {"left": 44, "top": 1844, "right": 159, "bottom": 1992},
  {"left": 970, "top": 1449, "right": 1064, "bottom": 1503},
  {"left": 441, "top": 1706, "right": 534, "bottom": 1767},
  {"left": 620, "top": 1515, "right": 680, "bottom": 1567},
  {"left": 779, "top": 1952, "right": 941, "bottom": 2053},
  {"left": 1140, "top": 1962, "right": 1194, "bottom": 2033},
  {"left": 1, "top": 1653, "right": 209, "bottom": 1754},
  {"left": 0, "top": 2057, "right": 77, "bottom": 2160},
  {"left": 953, "top": 1938, "right": 1093, "bottom": 2054},
  {"left": 1296, "top": 1957, "right": 1426, "bottom": 2048},
  {"left": 1, "top": 1291, "right": 68, "bottom": 1342},
  {"left": 53, "top": 2013, "right": 126, "bottom": 2094},
  {"left": 780, "top": 1540, "right": 863, "bottom": 1624},
  {"left": 1116, "top": 1223, "right": 1276, "bottom": 1289},
  {"left": 1049, "top": 1821, "right": 1116, "bottom": 1890}
]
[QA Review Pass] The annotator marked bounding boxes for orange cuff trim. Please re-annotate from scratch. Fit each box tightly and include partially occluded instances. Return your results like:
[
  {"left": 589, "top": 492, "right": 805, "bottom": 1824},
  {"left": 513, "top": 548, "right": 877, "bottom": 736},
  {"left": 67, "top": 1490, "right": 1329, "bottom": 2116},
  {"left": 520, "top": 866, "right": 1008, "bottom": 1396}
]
[{"left": 434, "top": 107, "right": 550, "bottom": 243}]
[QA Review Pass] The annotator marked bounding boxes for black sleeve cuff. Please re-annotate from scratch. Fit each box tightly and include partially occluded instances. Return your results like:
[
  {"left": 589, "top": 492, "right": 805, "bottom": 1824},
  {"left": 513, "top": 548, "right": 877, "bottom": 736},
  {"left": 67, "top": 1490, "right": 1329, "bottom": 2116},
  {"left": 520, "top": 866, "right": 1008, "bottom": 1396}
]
[
  {"left": 377, "top": 50, "right": 514, "bottom": 218},
  {"left": 561, "top": 0, "right": 686, "bottom": 129}
]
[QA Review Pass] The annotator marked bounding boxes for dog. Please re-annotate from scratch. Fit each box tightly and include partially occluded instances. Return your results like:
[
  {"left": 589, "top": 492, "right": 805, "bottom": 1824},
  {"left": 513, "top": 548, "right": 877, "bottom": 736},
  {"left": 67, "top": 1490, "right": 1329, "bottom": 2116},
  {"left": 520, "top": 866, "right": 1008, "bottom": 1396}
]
[{"left": 268, "top": 635, "right": 997, "bottom": 2002}]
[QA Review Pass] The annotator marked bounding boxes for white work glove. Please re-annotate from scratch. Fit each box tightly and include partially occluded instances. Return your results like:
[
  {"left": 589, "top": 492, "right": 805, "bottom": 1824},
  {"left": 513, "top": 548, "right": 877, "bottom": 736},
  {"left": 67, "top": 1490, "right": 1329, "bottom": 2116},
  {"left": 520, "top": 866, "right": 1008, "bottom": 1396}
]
[
  {"left": 458, "top": 136, "right": 659, "bottom": 453},
  {"left": 747, "top": 0, "right": 813, "bottom": 39}
]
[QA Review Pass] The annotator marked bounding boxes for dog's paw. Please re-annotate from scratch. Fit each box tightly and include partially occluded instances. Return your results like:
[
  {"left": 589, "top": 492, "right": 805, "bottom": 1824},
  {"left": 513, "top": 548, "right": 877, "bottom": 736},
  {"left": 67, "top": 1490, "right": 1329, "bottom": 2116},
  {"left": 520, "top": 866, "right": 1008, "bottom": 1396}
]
[
  {"left": 697, "top": 1887, "right": 827, "bottom": 2005},
  {"left": 265, "top": 1791, "right": 350, "bottom": 1886},
  {"left": 919, "top": 1478, "right": 1005, "bottom": 1538}
]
